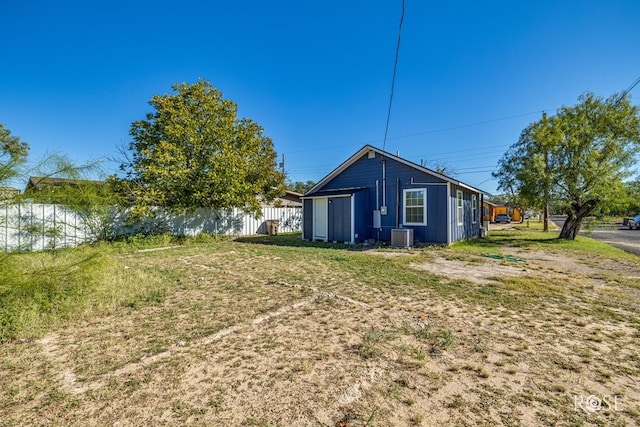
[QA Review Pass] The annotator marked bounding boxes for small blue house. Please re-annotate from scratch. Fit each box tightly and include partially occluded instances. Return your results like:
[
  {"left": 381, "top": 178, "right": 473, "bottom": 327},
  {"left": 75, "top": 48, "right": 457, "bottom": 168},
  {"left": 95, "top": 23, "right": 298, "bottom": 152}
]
[{"left": 301, "top": 145, "right": 485, "bottom": 245}]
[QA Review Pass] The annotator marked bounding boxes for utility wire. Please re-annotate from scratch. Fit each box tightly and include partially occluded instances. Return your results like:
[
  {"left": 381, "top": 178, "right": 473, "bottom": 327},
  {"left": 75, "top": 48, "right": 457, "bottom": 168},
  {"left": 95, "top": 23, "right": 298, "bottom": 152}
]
[
  {"left": 615, "top": 74, "right": 640, "bottom": 105},
  {"left": 390, "top": 110, "right": 548, "bottom": 140},
  {"left": 382, "top": 0, "right": 405, "bottom": 152},
  {"left": 284, "top": 109, "right": 545, "bottom": 155}
]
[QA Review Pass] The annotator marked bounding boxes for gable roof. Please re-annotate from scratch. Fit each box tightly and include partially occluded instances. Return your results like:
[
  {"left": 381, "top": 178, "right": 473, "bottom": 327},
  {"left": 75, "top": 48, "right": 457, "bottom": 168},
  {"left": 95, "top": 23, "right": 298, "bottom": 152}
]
[
  {"left": 305, "top": 145, "right": 486, "bottom": 196},
  {"left": 25, "top": 176, "right": 106, "bottom": 192}
]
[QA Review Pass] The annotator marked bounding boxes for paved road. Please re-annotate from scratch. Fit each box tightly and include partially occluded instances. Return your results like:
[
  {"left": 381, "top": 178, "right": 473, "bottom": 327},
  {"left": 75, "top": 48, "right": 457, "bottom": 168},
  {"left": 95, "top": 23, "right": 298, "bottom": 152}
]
[{"left": 551, "top": 215, "right": 640, "bottom": 257}]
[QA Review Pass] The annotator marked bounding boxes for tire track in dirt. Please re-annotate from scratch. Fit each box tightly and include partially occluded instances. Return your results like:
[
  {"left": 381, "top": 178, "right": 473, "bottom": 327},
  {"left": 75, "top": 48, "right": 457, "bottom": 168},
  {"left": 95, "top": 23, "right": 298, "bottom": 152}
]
[
  {"left": 51, "top": 295, "right": 317, "bottom": 395},
  {"left": 179, "top": 254, "right": 371, "bottom": 310},
  {"left": 36, "top": 333, "right": 88, "bottom": 395},
  {"left": 32, "top": 251, "right": 383, "bottom": 423},
  {"left": 37, "top": 255, "right": 375, "bottom": 399},
  {"left": 179, "top": 256, "right": 391, "bottom": 415}
]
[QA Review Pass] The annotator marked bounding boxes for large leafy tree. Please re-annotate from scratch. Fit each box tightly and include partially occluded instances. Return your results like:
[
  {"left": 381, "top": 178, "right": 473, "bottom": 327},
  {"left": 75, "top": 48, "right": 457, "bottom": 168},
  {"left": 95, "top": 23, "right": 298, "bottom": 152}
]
[
  {"left": 0, "top": 124, "right": 29, "bottom": 186},
  {"left": 494, "top": 93, "right": 640, "bottom": 239},
  {"left": 119, "top": 79, "right": 284, "bottom": 217}
]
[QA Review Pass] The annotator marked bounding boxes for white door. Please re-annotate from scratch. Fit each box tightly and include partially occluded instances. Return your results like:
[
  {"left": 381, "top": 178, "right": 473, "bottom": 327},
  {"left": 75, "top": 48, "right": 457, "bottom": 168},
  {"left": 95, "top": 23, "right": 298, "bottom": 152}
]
[{"left": 314, "top": 198, "right": 328, "bottom": 241}]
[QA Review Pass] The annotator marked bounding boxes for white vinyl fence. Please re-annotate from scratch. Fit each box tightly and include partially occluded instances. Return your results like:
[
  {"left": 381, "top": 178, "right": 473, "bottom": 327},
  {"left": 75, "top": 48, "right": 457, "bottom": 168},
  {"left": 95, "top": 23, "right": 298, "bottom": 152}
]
[{"left": 0, "top": 203, "right": 302, "bottom": 253}]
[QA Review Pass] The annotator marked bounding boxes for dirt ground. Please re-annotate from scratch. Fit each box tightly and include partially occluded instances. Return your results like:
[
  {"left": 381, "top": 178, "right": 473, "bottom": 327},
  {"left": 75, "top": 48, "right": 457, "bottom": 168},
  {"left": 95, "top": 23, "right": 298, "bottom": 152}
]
[{"left": 1, "top": 240, "right": 640, "bottom": 426}]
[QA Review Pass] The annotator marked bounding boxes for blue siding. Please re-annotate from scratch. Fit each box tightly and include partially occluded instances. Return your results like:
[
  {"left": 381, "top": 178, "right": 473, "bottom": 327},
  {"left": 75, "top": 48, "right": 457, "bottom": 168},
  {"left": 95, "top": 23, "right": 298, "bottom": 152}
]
[
  {"left": 304, "top": 148, "right": 482, "bottom": 245},
  {"left": 319, "top": 152, "right": 450, "bottom": 243},
  {"left": 449, "top": 184, "right": 482, "bottom": 243},
  {"left": 328, "top": 197, "right": 351, "bottom": 242},
  {"left": 302, "top": 199, "right": 313, "bottom": 240},
  {"left": 354, "top": 191, "right": 369, "bottom": 241}
]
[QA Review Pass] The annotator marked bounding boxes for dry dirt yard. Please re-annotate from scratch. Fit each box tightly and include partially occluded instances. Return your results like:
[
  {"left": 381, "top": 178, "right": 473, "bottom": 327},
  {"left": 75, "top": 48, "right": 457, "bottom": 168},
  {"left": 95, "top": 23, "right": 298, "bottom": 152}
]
[{"left": 2, "top": 235, "right": 640, "bottom": 426}]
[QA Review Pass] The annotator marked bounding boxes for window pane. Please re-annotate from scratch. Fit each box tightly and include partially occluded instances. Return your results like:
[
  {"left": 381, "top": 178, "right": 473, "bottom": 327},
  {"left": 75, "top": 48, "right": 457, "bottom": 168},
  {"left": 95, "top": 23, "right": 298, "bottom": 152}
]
[
  {"left": 404, "top": 189, "right": 426, "bottom": 224},
  {"left": 472, "top": 196, "right": 477, "bottom": 222},
  {"left": 406, "top": 206, "right": 423, "bottom": 223},
  {"left": 405, "top": 190, "right": 424, "bottom": 207}
]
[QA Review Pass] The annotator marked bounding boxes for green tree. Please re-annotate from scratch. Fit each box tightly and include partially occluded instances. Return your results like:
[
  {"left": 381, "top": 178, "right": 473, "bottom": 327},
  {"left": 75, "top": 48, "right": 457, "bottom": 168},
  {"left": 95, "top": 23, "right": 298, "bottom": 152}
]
[
  {"left": 0, "top": 124, "right": 29, "bottom": 186},
  {"left": 119, "top": 79, "right": 285, "bottom": 217},
  {"left": 24, "top": 155, "right": 124, "bottom": 242},
  {"left": 624, "top": 178, "right": 640, "bottom": 216},
  {"left": 286, "top": 180, "right": 316, "bottom": 194},
  {"left": 494, "top": 93, "right": 640, "bottom": 239}
]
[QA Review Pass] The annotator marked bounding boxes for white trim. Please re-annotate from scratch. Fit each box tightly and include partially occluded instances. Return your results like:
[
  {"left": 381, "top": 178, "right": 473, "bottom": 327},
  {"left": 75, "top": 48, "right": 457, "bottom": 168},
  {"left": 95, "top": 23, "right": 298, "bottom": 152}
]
[
  {"left": 446, "top": 183, "right": 451, "bottom": 244},
  {"left": 472, "top": 194, "right": 478, "bottom": 224},
  {"left": 410, "top": 177, "right": 448, "bottom": 186},
  {"left": 313, "top": 197, "right": 328, "bottom": 241},
  {"left": 350, "top": 195, "right": 355, "bottom": 244},
  {"left": 456, "top": 190, "right": 464, "bottom": 226},
  {"left": 301, "top": 193, "right": 352, "bottom": 200},
  {"left": 402, "top": 188, "right": 427, "bottom": 226}
]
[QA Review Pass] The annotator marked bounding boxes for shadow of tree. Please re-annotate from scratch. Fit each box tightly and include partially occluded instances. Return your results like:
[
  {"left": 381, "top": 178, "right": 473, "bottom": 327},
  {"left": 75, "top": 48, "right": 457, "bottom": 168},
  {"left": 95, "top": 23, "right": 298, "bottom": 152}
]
[
  {"left": 113, "top": 208, "right": 246, "bottom": 237},
  {"left": 458, "top": 231, "right": 567, "bottom": 251}
]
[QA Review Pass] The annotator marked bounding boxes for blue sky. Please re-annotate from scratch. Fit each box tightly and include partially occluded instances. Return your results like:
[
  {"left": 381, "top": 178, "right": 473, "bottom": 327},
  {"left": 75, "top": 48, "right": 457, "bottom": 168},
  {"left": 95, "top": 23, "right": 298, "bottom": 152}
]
[{"left": 2, "top": 1, "right": 639, "bottom": 194}]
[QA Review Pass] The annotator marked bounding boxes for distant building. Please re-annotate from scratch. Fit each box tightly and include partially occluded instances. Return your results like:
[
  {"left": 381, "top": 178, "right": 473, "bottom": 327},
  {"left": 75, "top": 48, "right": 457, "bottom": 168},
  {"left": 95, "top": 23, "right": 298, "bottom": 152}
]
[
  {"left": 25, "top": 176, "right": 105, "bottom": 192},
  {"left": 482, "top": 200, "right": 498, "bottom": 223},
  {"left": 482, "top": 200, "right": 523, "bottom": 222},
  {"left": 0, "top": 186, "right": 20, "bottom": 202},
  {"left": 24, "top": 176, "right": 108, "bottom": 203},
  {"left": 275, "top": 190, "right": 302, "bottom": 207}
]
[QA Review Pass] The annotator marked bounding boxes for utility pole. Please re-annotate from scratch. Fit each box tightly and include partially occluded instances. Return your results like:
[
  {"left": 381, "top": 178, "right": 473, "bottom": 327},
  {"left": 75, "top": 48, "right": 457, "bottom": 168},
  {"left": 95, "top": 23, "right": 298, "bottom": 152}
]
[
  {"left": 542, "top": 112, "right": 549, "bottom": 232},
  {"left": 279, "top": 154, "right": 285, "bottom": 175}
]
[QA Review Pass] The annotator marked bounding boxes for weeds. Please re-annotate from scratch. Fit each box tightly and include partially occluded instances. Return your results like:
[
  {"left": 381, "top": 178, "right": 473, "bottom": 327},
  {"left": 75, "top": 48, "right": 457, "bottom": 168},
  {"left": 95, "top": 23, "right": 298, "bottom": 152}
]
[
  {"left": 1, "top": 230, "right": 640, "bottom": 426},
  {"left": 359, "top": 328, "right": 383, "bottom": 360},
  {"left": 0, "top": 240, "right": 174, "bottom": 342}
]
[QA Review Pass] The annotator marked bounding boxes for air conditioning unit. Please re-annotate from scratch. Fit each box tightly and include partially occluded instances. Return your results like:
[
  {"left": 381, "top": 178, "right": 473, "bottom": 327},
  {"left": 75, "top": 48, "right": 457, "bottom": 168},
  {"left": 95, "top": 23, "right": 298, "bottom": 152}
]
[{"left": 391, "top": 228, "right": 414, "bottom": 248}]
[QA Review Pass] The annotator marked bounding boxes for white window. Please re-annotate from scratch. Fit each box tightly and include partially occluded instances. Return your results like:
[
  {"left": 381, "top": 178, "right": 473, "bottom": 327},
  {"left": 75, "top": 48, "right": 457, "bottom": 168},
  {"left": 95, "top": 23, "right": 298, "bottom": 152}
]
[
  {"left": 457, "top": 190, "right": 464, "bottom": 225},
  {"left": 403, "top": 188, "right": 427, "bottom": 225},
  {"left": 472, "top": 195, "right": 477, "bottom": 223}
]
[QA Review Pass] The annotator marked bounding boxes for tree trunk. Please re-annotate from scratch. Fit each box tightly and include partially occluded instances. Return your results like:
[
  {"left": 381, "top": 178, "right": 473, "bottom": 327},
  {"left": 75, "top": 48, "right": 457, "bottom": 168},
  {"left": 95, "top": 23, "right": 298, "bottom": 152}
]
[
  {"left": 558, "top": 199, "right": 598, "bottom": 240},
  {"left": 559, "top": 216, "right": 581, "bottom": 239}
]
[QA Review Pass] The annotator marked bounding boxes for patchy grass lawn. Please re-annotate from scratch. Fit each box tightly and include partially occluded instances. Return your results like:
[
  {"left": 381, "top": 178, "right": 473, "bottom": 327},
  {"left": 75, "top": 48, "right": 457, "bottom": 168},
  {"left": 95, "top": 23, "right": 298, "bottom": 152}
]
[{"left": 1, "top": 231, "right": 639, "bottom": 426}]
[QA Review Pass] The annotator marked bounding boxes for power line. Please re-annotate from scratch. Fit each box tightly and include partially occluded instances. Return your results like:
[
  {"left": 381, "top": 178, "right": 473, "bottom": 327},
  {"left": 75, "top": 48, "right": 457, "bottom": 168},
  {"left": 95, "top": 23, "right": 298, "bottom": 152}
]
[
  {"left": 477, "top": 176, "right": 496, "bottom": 186},
  {"left": 414, "top": 143, "right": 506, "bottom": 157},
  {"left": 455, "top": 165, "right": 499, "bottom": 172},
  {"left": 387, "top": 110, "right": 548, "bottom": 140},
  {"left": 615, "top": 74, "right": 640, "bottom": 105},
  {"left": 382, "top": 0, "right": 405, "bottom": 152},
  {"left": 281, "top": 110, "right": 546, "bottom": 155},
  {"left": 456, "top": 169, "right": 498, "bottom": 175},
  {"left": 287, "top": 149, "right": 505, "bottom": 174}
]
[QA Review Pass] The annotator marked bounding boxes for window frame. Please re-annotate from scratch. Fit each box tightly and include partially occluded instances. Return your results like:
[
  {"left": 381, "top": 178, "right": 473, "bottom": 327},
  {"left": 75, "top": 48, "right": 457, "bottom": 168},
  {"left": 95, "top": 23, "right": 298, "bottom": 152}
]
[
  {"left": 456, "top": 190, "right": 464, "bottom": 225},
  {"left": 403, "top": 188, "right": 427, "bottom": 226},
  {"left": 471, "top": 194, "right": 477, "bottom": 224}
]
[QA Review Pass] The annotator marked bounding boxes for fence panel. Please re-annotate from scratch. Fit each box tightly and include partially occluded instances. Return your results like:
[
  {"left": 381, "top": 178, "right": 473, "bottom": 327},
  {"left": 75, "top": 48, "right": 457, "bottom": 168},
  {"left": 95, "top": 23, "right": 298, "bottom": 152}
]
[
  {"left": 0, "top": 203, "right": 302, "bottom": 253},
  {"left": 0, "top": 203, "right": 92, "bottom": 252}
]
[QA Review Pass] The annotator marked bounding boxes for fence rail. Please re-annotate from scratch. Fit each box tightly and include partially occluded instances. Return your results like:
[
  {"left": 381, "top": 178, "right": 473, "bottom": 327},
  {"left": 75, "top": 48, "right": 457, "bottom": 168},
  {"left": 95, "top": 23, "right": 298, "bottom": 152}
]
[{"left": 0, "top": 203, "right": 302, "bottom": 253}]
